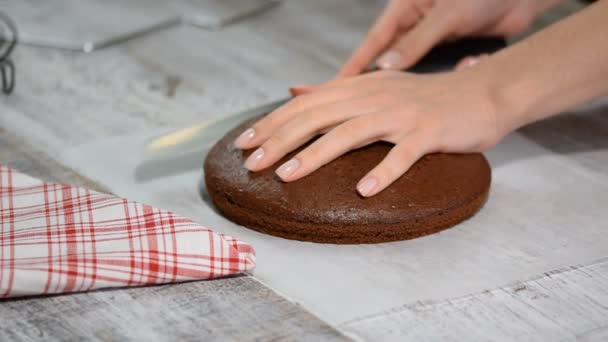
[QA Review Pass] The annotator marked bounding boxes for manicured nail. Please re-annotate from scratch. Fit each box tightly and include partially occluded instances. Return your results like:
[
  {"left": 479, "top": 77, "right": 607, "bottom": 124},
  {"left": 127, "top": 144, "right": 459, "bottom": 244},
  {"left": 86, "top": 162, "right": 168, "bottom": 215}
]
[
  {"left": 289, "top": 85, "right": 314, "bottom": 97},
  {"left": 376, "top": 50, "right": 403, "bottom": 70},
  {"left": 276, "top": 159, "right": 300, "bottom": 180},
  {"left": 465, "top": 58, "right": 480, "bottom": 68},
  {"left": 245, "top": 147, "right": 264, "bottom": 170},
  {"left": 289, "top": 87, "right": 306, "bottom": 97},
  {"left": 357, "top": 177, "right": 378, "bottom": 197},
  {"left": 234, "top": 128, "right": 256, "bottom": 148}
]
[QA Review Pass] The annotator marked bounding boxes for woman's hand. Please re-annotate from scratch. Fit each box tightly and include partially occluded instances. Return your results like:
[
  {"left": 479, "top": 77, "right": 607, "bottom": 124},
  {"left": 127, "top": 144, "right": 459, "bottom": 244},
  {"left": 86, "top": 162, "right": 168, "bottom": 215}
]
[
  {"left": 235, "top": 69, "right": 510, "bottom": 197},
  {"left": 235, "top": 0, "right": 608, "bottom": 198},
  {"left": 338, "top": 0, "right": 560, "bottom": 77}
]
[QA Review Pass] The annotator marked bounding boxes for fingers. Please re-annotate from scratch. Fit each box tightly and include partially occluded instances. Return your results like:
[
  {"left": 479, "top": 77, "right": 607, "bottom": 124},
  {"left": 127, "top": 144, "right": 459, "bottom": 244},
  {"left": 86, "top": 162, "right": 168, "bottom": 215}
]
[
  {"left": 234, "top": 87, "right": 352, "bottom": 150},
  {"left": 236, "top": 72, "right": 391, "bottom": 150},
  {"left": 337, "top": 1, "right": 420, "bottom": 78},
  {"left": 454, "top": 54, "right": 489, "bottom": 70},
  {"left": 289, "top": 85, "right": 319, "bottom": 97},
  {"left": 357, "top": 133, "right": 429, "bottom": 197},
  {"left": 247, "top": 108, "right": 432, "bottom": 198},
  {"left": 337, "top": 13, "right": 397, "bottom": 78},
  {"left": 274, "top": 114, "right": 388, "bottom": 181},
  {"left": 289, "top": 70, "right": 387, "bottom": 96},
  {"left": 242, "top": 97, "right": 380, "bottom": 172},
  {"left": 376, "top": 8, "right": 455, "bottom": 71}
]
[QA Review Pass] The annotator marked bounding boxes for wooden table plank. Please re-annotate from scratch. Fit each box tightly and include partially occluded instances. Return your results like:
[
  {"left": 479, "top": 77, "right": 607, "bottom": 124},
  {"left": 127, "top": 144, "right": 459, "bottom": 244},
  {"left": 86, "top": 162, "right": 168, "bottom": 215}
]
[
  {"left": 0, "top": 277, "right": 349, "bottom": 342},
  {"left": 1, "top": 1, "right": 607, "bottom": 340},
  {"left": 0, "top": 125, "right": 109, "bottom": 193},
  {"left": 341, "top": 257, "right": 608, "bottom": 341}
]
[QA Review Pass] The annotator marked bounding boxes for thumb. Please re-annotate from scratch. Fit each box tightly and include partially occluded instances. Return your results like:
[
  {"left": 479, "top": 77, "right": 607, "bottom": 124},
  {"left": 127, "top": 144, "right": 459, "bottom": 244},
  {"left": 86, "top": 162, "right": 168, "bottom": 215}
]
[{"left": 376, "top": 10, "right": 454, "bottom": 70}]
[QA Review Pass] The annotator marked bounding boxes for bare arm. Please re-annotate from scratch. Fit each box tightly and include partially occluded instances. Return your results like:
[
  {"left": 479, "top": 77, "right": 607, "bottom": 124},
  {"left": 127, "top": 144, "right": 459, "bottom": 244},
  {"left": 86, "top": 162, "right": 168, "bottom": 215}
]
[{"left": 482, "top": 0, "right": 608, "bottom": 132}]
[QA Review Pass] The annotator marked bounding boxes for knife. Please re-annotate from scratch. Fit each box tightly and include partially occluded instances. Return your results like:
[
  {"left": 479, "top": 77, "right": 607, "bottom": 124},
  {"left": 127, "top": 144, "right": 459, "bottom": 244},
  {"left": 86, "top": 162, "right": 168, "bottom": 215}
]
[{"left": 134, "top": 97, "right": 289, "bottom": 182}]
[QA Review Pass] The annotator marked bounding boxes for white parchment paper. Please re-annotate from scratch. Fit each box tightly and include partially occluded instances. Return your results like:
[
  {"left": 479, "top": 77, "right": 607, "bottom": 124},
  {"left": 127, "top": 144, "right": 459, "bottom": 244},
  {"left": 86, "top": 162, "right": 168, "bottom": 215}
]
[{"left": 60, "top": 129, "right": 608, "bottom": 325}]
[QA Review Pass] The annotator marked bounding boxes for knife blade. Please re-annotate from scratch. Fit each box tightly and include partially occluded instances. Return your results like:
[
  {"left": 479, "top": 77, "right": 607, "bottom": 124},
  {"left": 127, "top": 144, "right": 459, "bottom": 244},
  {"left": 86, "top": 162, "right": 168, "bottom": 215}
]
[{"left": 134, "top": 97, "right": 289, "bottom": 182}]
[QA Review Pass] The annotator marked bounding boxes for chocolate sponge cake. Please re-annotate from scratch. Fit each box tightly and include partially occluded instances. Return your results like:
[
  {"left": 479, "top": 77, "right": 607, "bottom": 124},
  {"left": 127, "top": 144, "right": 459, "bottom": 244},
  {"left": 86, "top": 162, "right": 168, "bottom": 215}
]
[{"left": 204, "top": 118, "right": 491, "bottom": 244}]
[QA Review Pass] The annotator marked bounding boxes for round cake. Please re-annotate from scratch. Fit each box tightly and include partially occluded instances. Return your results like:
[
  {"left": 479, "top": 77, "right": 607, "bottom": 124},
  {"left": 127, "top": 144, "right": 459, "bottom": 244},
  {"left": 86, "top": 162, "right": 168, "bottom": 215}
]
[{"left": 204, "top": 118, "right": 491, "bottom": 244}]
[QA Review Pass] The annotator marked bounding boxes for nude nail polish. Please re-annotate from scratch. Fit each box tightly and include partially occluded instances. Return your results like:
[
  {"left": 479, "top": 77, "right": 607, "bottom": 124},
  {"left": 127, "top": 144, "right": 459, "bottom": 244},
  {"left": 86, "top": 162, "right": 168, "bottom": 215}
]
[
  {"left": 465, "top": 58, "right": 480, "bottom": 68},
  {"left": 289, "top": 85, "right": 314, "bottom": 97},
  {"left": 376, "top": 50, "right": 403, "bottom": 70},
  {"left": 357, "top": 177, "right": 378, "bottom": 197},
  {"left": 276, "top": 159, "right": 300, "bottom": 180},
  {"left": 235, "top": 128, "right": 256, "bottom": 148},
  {"left": 245, "top": 147, "right": 264, "bottom": 170}
]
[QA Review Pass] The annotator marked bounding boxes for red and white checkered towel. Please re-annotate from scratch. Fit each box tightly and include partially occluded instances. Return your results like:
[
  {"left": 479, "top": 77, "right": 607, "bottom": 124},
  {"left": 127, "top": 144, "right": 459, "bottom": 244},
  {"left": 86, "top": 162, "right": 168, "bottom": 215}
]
[{"left": 0, "top": 164, "right": 255, "bottom": 299}]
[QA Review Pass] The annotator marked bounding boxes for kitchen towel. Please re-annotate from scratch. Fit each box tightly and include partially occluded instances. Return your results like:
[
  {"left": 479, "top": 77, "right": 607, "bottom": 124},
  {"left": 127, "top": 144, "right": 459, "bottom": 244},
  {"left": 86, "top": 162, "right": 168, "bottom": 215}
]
[{"left": 0, "top": 164, "right": 255, "bottom": 298}]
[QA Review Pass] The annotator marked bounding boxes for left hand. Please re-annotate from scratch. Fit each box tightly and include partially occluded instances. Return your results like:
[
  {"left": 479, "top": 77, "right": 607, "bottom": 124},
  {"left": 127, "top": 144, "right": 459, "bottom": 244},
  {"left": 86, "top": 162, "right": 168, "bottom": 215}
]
[
  {"left": 337, "top": 0, "right": 560, "bottom": 77},
  {"left": 234, "top": 69, "right": 511, "bottom": 197}
]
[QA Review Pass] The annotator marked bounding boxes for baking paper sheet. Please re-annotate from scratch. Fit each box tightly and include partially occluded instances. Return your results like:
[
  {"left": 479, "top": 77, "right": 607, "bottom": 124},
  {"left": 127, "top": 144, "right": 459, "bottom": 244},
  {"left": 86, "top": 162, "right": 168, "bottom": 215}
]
[{"left": 59, "top": 126, "right": 608, "bottom": 326}]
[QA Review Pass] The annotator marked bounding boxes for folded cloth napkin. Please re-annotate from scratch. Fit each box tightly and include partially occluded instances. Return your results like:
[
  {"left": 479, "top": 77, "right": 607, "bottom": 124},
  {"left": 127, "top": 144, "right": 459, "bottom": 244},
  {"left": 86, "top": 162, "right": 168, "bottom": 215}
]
[{"left": 0, "top": 164, "right": 255, "bottom": 298}]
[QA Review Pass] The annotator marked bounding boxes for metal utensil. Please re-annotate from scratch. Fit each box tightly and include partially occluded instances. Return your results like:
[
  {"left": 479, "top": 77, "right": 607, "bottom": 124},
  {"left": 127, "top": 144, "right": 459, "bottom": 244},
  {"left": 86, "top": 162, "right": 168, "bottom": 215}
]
[{"left": 134, "top": 97, "right": 289, "bottom": 182}]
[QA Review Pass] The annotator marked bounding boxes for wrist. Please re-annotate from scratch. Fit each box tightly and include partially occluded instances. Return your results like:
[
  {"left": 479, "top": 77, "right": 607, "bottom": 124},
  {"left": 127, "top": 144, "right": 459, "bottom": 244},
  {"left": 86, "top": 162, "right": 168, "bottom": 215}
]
[
  {"left": 468, "top": 47, "right": 570, "bottom": 136},
  {"left": 485, "top": 61, "right": 545, "bottom": 133},
  {"left": 461, "top": 60, "right": 534, "bottom": 140}
]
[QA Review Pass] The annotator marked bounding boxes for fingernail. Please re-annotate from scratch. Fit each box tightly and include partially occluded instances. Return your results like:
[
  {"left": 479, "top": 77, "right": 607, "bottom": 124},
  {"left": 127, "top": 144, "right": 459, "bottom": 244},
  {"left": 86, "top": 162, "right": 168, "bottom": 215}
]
[
  {"left": 245, "top": 147, "right": 264, "bottom": 170},
  {"left": 235, "top": 128, "right": 256, "bottom": 148},
  {"left": 289, "top": 87, "right": 298, "bottom": 97},
  {"left": 376, "top": 50, "right": 403, "bottom": 70},
  {"left": 465, "top": 58, "right": 480, "bottom": 68},
  {"left": 289, "top": 85, "right": 314, "bottom": 97},
  {"left": 275, "top": 159, "right": 300, "bottom": 180},
  {"left": 357, "top": 177, "right": 378, "bottom": 197}
]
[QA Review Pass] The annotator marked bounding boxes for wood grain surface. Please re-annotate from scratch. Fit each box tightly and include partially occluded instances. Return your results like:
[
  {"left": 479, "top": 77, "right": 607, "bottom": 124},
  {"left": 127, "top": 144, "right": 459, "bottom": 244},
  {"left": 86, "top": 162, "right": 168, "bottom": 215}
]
[
  {"left": 1, "top": 1, "right": 606, "bottom": 341},
  {"left": 0, "top": 277, "right": 348, "bottom": 342},
  {"left": 341, "top": 257, "right": 608, "bottom": 341}
]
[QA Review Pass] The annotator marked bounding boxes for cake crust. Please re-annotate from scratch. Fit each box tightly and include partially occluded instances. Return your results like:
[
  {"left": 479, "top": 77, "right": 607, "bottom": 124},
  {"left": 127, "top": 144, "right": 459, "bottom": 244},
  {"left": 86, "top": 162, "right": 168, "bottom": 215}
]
[{"left": 204, "top": 118, "right": 491, "bottom": 244}]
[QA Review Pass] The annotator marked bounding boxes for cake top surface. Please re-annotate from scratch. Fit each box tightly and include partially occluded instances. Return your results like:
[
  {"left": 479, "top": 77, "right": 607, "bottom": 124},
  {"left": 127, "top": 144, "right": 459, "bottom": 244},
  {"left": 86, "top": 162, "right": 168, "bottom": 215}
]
[{"left": 204, "top": 118, "right": 491, "bottom": 226}]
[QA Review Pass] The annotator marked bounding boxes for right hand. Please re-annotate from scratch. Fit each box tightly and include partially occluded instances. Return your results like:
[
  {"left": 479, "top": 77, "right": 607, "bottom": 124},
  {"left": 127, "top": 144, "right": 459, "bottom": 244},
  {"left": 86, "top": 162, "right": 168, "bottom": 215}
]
[
  {"left": 238, "top": 69, "right": 509, "bottom": 197},
  {"left": 337, "top": 0, "right": 560, "bottom": 77}
]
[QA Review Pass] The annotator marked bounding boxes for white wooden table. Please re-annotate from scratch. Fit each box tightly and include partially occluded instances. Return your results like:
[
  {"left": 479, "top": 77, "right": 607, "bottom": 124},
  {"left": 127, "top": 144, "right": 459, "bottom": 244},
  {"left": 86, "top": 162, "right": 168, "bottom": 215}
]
[{"left": 1, "top": 1, "right": 607, "bottom": 341}]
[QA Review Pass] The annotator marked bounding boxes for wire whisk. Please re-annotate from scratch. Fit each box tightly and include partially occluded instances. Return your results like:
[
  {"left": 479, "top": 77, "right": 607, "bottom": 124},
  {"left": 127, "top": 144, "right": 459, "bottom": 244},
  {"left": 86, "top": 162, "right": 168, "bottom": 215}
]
[{"left": 0, "top": 12, "right": 17, "bottom": 95}]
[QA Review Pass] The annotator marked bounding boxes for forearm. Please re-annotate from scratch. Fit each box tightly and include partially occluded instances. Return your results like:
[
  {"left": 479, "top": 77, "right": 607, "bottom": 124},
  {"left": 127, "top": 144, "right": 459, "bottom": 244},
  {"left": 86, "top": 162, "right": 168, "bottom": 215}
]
[{"left": 477, "top": 0, "right": 608, "bottom": 133}]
